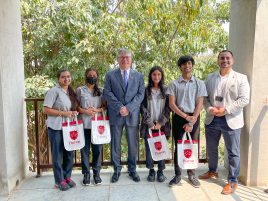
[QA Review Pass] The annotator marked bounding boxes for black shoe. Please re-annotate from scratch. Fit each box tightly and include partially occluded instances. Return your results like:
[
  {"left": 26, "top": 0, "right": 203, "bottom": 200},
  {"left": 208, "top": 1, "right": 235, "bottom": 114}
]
[
  {"left": 157, "top": 170, "right": 166, "bottom": 183},
  {"left": 188, "top": 175, "right": 200, "bottom": 188},
  {"left": 111, "top": 172, "right": 120, "bottom": 183},
  {"left": 129, "top": 171, "right": 140, "bottom": 182},
  {"left": 168, "top": 175, "right": 181, "bottom": 187},
  {"left": 147, "top": 169, "right": 155, "bottom": 182},
  {"left": 82, "top": 173, "right": 90, "bottom": 186},
  {"left": 93, "top": 174, "right": 102, "bottom": 185}
]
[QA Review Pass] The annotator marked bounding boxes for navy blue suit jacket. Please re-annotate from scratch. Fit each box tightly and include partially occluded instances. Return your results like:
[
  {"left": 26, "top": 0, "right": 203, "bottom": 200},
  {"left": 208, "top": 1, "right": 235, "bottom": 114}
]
[{"left": 103, "top": 68, "right": 145, "bottom": 126}]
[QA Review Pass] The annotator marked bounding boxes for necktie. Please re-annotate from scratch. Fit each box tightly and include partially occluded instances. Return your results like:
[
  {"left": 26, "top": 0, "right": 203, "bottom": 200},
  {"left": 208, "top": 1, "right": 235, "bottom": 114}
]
[{"left": 123, "top": 70, "right": 128, "bottom": 90}]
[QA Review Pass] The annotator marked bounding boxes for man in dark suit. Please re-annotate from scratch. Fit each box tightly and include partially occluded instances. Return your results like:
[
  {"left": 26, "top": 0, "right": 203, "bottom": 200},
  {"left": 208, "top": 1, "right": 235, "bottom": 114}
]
[{"left": 103, "top": 48, "right": 145, "bottom": 182}]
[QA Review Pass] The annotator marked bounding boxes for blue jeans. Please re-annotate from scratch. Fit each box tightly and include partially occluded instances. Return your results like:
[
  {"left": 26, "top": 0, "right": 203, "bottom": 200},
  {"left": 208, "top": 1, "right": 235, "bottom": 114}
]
[
  {"left": 144, "top": 132, "right": 165, "bottom": 171},
  {"left": 47, "top": 127, "right": 74, "bottom": 185},
  {"left": 205, "top": 116, "right": 241, "bottom": 183},
  {"left": 80, "top": 129, "right": 103, "bottom": 174},
  {"left": 110, "top": 125, "right": 138, "bottom": 173}
]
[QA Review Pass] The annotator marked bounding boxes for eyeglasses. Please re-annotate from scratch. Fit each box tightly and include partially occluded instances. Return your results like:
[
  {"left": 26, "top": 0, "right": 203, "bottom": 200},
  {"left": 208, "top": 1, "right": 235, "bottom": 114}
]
[
  {"left": 118, "top": 56, "right": 131, "bottom": 60},
  {"left": 60, "top": 75, "right": 71, "bottom": 79}
]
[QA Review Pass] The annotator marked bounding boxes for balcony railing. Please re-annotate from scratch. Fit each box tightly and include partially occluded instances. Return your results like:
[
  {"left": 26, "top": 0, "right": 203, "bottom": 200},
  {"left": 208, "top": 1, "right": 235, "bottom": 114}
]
[{"left": 25, "top": 98, "right": 207, "bottom": 177}]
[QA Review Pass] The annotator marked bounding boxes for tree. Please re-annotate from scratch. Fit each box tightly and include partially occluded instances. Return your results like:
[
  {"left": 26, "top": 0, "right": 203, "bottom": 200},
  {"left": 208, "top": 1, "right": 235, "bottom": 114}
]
[{"left": 21, "top": 0, "right": 230, "bottom": 93}]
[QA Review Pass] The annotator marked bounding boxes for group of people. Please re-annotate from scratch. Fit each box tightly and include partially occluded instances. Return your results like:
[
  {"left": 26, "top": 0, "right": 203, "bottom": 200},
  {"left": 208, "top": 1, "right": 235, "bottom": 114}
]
[{"left": 43, "top": 48, "right": 250, "bottom": 195}]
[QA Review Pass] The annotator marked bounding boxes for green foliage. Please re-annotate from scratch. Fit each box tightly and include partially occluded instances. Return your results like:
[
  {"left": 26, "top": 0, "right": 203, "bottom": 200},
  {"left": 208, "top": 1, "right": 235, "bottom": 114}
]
[
  {"left": 22, "top": 0, "right": 230, "bottom": 168},
  {"left": 21, "top": 0, "right": 230, "bottom": 89},
  {"left": 25, "top": 75, "right": 55, "bottom": 98}
]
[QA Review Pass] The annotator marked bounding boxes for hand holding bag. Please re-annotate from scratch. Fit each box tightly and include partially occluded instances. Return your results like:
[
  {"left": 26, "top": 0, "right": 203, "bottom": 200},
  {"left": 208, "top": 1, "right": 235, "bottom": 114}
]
[
  {"left": 91, "top": 112, "right": 111, "bottom": 144},
  {"left": 147, "top": 129, "right": 170, "bottom": 161},
  {"left": 62, "top": 115, "right": 85, "bottom": 151},
  {"left": 177, "top": 132, "right": 198, "bottom": 169}
]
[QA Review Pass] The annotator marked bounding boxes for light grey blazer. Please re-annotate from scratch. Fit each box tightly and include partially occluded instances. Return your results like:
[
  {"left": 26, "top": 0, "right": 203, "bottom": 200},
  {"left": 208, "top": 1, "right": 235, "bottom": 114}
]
[
  {"left": 204, "top": 70, "right": 250, "bottom": 129},
  {"left": 103, "top": 68, "right": 145, "bottom": 126}
]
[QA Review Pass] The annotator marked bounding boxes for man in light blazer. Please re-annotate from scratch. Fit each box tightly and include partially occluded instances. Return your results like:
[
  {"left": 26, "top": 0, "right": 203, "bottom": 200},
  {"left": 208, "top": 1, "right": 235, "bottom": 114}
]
[
  {"left": 199, "top": 50, "right": 250, "bottom": 195},
  {"left": 103, "top": 48, "right": 145, "bottom": 183}
]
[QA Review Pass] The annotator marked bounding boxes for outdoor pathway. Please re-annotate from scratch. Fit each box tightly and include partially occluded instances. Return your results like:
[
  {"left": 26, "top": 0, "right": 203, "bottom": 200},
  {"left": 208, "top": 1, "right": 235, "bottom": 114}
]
[{"left": 0, "top": 165, "right": 268, "bottom": 201}]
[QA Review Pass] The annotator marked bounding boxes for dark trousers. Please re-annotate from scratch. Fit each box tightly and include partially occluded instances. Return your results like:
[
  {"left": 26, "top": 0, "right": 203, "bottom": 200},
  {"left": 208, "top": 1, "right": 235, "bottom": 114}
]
[
  {"left": 80, "top": 129, "right": 103, "bottom": 175},
  {"left": 47, "top": 127, "right": 74, "bottom": 185},
  {"left": 205, "top": 116, "right": 241, "bottom": 183},
  {"left": 172, "top": 114, "right": 199, "bottom": 176},
  {"left": 144, "top": 130, "right": 165, "bottom": 170},
  {"left": 110, "top": 125, "right": 138, "bottom": 173}
]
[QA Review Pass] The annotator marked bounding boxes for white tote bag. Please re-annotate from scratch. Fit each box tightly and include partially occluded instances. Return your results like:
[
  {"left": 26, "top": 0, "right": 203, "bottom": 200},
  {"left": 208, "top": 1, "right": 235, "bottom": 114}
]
[
  {"left": 91, "top": 112, "right": 111, "bottom": 144},
  {"left": 177, "top": 132, "right": 199, "bottom": 169},
  {"left": 147, "top": 129, "right": 170, "bottom": 161},
  {"left": 62, "top": 116, "right": 85, "bottom": 151}
]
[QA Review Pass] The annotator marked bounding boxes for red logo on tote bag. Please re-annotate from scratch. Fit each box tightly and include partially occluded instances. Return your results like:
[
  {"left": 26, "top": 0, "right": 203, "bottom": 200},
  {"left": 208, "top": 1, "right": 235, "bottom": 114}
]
[
  {"left": 184, "top": 149, "right": 192, "bottom": 158},
  {"left": 98, "top": 125, "right": 105, "bottom": 134},
  {"left": 70, "top": 130, "right": 78, "bottom": 140},
  {"left": 154, "top": 141, "right": 162, "bottom": 151}
]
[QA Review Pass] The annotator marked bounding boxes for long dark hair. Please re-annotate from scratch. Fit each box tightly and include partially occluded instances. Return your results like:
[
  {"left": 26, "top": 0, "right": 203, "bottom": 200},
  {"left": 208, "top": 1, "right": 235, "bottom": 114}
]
[
  {"left": 147, "top": 66, "right": 165, "bottom": 98},
  {"left": 85, "top": 68, "right": 101, "bottom": 97},
  {"left": 57, "top": 69, "right": 79, "bottom": 111}
]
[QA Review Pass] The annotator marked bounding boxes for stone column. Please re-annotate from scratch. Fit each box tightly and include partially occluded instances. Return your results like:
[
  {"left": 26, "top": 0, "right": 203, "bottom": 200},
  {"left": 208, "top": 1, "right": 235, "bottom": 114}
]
[
  {"left": 0, "top": 0, "right": 28, "bottom": 195},
  {"left": 229, "top": 0, "right": 268, "bottom": 186}
]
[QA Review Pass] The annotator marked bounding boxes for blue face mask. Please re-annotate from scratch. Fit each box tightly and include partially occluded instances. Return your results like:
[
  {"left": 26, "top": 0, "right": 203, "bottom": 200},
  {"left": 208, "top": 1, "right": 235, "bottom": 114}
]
[{"left": 86, "top": 77, "right": 97, "bottom": 85}]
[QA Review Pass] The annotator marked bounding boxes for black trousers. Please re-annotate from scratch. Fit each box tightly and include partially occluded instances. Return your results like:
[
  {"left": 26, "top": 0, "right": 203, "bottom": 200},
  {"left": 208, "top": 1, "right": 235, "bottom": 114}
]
[{"left": 172, "top": 113, "right": 200, "bottom": 176}]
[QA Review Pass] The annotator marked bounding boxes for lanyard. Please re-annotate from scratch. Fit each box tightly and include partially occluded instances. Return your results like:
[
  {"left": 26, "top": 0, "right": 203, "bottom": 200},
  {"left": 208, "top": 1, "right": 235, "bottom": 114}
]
[{"left": 216, "top": 73, "right": 230, "bottom": 98}]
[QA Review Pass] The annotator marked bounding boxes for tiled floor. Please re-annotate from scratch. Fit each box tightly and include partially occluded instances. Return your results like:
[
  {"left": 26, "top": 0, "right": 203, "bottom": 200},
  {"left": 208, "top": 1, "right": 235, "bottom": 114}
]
[{"left": 1, "top": 165, "right": 268, "bottom": 201}]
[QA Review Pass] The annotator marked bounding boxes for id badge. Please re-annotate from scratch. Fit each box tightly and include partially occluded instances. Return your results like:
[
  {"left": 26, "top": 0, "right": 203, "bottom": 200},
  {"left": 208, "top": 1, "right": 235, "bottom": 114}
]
[{"left": 215, "top": 96, "right": 223, "bottom": 102}]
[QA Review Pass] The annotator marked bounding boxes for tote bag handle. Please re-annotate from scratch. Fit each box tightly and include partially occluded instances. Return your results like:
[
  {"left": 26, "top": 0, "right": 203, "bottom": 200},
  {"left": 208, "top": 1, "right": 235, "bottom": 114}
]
[{"left": 181, "top": 132, "right": 193, "bottom": 150}]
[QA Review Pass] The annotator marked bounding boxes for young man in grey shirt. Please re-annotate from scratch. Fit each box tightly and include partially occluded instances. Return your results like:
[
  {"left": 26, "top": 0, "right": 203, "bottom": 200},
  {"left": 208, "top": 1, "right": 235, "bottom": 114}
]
[{"left": 166, "top": 55, "right": 207, "bottom": 188}]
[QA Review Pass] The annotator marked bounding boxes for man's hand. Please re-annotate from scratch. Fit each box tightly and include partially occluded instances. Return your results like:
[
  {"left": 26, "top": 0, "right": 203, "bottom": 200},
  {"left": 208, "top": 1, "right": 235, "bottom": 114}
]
[
  {"left": 183, "top": 123, "right": 193, "bottom": 132},
  {"left": 185, "top": 116, "right": 197, "bottom": 124},
  {"left": 120, "top": 106, "right": 129, "bottom": 116},
  {"left": 209, "top": 107, "right": 226, "bottom": 117}
]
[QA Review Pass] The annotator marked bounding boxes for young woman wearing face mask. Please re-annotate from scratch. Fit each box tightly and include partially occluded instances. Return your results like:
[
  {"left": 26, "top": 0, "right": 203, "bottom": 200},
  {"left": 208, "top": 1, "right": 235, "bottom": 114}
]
[
  {"left": 76, "top": 68, "right": 106, "bottom": 185},
  {"left": 43, "top": 69, "right": 79, "bottom": 191}
]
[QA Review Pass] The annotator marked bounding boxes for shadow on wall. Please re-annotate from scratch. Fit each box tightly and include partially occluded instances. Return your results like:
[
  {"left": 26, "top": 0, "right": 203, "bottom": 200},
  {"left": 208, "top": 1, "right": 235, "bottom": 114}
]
[{"left": 249, "top": 105, "right": 268, "bottom": 185}]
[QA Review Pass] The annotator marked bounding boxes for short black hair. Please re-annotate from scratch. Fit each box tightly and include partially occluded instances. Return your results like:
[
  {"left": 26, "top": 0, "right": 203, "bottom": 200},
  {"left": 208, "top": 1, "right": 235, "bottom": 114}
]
[
  {"left": 177, "top": 55, "right": 195, "bottom": 67},
  {"left": 218, "top": 50, "right": 233, "bottom": 59}
]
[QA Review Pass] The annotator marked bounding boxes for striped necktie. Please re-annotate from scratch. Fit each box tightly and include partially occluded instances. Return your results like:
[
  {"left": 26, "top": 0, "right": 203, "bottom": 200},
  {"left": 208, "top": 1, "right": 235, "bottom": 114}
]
[{"left": 123, "top": 70, "right": 128, "bottom": 90}]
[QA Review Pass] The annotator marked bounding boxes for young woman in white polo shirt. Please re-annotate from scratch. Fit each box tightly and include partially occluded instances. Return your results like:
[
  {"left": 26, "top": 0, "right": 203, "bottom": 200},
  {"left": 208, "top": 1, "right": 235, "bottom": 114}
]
[
  {"left": 43, "top": 69, "right": 79, "bottom": 191},
  {"left": 76, "top": 68, "right": 106, "bottom": 186}
]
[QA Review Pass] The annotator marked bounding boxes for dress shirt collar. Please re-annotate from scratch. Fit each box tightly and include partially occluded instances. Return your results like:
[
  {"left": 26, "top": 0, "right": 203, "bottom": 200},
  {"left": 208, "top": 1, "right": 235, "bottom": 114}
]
[{"left": 178, "top": 75, "right": 195, "bottom": 83}]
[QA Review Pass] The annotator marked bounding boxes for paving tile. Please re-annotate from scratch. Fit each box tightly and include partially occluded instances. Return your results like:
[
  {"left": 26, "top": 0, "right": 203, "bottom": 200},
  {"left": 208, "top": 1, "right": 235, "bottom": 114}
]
[
  {"left": 109, "top": 184, "right": 158, "bottom": 201},
  {"left": 16, "top": 175, "right": 55, "bottom": 190},
  {"left": 6, "top": 166, "right": 268, "bottom": 201},
  {"left": 234, "top": 185, "right": 262, "bottom": 200},
  {"left": 59, "top": 186, "right": 109, "bottom": 201},
  {"left": 8, "top": 189, "right": 60, "bottom": 201},
  {"left": 247, "top": 187, "right": 268, "bottom": 201},
  {"left": 109, "top": 170, "right": 149, "bottom": 186},
  {"left": 162, "top": 178, "right": 208, "bottom": 201},
  {"left": 0, "top": 195, "right": 8, "bottom": 201}
]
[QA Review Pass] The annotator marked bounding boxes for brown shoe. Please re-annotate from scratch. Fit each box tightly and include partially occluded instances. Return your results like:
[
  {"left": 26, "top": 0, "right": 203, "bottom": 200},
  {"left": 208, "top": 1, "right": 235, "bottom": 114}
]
[
  {"left": 198, "top": 171, "right": 218, "bottom": 179},
  {"left": 264, "top": 189, "right": 268, "bottom": 193},
  {"left": 232, "top": 182, "right": 238, "bottom": 192},
  {"left": 221, "top": 182, "right": 238, "bottom": 195}
]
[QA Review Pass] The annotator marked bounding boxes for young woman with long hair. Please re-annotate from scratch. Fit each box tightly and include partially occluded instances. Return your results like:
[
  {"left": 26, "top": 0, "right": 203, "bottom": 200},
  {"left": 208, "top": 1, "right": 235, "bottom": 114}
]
[
  {"left": 43, "top": 69, "right": 79, "bottom": 191},
  {"left": 140, "top": 66, "right": 171, "bottom": 182}
]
